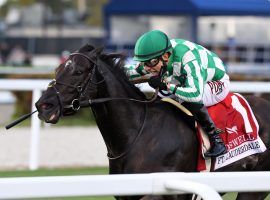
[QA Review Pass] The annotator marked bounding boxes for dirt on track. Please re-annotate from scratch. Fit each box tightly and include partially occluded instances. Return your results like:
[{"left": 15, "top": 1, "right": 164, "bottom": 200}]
[{"left": 0, "top": 126, "right": 108, "bottom": 169}]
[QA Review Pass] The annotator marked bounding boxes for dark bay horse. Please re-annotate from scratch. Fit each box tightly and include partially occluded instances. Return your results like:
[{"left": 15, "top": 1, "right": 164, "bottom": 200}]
[{"left": 35, "top": 44, "right": 270, "bottom": 200}]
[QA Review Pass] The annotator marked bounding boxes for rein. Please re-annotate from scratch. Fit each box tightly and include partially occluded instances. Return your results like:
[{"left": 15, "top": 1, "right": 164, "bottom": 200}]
[
  {"left": 79, "top": 89, "right": 158, "bottom": 107},
  {"left": 64, "top": 52, "right": 159, "bottom": 109},
  {"left": 80, "top": 89, "right": 157, "bottom": 161},
  {"left": 107, "top": 102, "right": 148, "bottom": 160}
]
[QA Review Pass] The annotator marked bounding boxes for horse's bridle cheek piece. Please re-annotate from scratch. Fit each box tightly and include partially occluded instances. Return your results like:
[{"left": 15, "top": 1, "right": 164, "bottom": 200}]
[
  {"left": 49, "top": 70, "right": 96, "bottom": 115},
  {"left": 47, "top": 53, "right": 99, "bottom": 115}
]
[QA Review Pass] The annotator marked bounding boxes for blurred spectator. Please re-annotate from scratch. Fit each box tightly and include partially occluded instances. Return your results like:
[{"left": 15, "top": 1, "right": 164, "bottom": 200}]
[
  {"left": 60, "top": 50, "right": 70, "bottom": 64},
  {"left": 0, "top": 42, "right": 11, "bottom": 65},
  {"left": 6, "top": 45, "right": 32, "bottom": 66},
  {"left": 24, "top": 52, "right": 32, "bottom": 66}
]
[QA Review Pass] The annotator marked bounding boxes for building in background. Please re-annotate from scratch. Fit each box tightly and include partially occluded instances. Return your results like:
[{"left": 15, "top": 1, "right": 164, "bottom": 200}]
[
  {"left": 0, "top": 0, "right": 269, "bottom": 74},
  {"left": 104, "top": 0, "right": 270, "bottom": 69}
]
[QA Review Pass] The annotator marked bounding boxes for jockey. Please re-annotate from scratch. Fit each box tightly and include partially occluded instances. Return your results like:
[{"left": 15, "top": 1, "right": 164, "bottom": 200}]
[{"left": 125, "top": 30, "right": 229, "bottom": 157}]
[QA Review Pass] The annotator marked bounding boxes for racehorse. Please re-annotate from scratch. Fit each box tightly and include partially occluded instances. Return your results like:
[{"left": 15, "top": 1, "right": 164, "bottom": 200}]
[{"left": 35, "top": 44, "right": 270, "bottom": 200}]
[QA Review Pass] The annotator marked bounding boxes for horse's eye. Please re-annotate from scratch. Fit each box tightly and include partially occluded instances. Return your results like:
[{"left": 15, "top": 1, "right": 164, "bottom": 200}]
[
  {"left": 75, "top": 70, "right": 82, "bottom": 75},
  {"left": 65, "top": 60, "right": 72, "bottom": 68}
]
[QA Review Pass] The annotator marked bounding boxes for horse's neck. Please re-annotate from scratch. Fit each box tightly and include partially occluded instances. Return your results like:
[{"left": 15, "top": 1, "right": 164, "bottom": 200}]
[{"left": 93, "top": 79, "right": 145, "bottom": 156}]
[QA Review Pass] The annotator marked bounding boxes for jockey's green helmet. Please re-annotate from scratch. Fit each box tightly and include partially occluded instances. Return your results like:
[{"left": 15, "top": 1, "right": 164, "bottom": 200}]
[{"left": 133, "top": 30, "right": 173, "bottom": 62}]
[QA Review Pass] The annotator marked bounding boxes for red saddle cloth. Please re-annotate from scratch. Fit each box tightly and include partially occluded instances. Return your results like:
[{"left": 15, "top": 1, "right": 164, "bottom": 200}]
[{"left": 197, "top": 93, "right": 267, "bottom": 171}]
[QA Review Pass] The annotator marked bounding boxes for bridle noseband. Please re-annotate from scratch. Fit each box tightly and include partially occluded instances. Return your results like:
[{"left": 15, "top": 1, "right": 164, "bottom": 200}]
[{"left": 48, "top": 79, "right": 83, "bottom": 112}]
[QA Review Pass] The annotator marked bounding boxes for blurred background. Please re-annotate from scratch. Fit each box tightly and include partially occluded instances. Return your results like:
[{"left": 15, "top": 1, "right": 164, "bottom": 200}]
[{"left": 0, "top": 0, "right": 270, "bottom": 198}]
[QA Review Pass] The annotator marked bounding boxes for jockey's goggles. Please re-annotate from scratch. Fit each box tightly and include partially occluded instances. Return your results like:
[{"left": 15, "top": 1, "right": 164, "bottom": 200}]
[{"left": 140, "top": 57, "right": 160, "bottom": 68}]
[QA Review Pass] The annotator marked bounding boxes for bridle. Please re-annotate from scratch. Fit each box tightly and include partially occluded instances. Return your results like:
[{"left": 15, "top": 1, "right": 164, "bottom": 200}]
[
  {"left": 49, "top": 52, "right": 158, "bottom": 112},
  {"left": 47, "top": 52, "right": 104, "bottom": 115},
  {"left": 48, "top": 51, "right": 158, "bottom": 160}
]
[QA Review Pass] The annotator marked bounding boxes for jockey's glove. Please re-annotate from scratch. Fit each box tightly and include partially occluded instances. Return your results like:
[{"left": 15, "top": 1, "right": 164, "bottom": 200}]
[{"left": 148, "top": 76, "right": 167, "bottom": 90}]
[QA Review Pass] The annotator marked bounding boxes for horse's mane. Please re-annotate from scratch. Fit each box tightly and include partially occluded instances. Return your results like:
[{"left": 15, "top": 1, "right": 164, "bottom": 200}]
[
  {"left": 81, "top": 44, "right": 147, "bottom": 99},
  {"left": 99, "top": 52, "right": 147, "bottom": 99}
]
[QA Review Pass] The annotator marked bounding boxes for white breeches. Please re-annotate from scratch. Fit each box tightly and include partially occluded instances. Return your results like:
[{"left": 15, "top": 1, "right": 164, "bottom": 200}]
[{"left": 202, "top": 74, "right": 230, "bottom": 107}]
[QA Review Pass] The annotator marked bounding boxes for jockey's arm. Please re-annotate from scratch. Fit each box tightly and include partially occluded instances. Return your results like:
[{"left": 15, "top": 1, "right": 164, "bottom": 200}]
[
  {"left": 125, "top": 63, "right": 151, "bottom": 84},
  {"left": 168, "top": 60, "right": 204, "bottom": 103}
]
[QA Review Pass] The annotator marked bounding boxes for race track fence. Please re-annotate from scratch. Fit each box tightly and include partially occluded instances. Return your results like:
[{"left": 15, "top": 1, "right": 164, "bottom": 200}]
[
  {"left": 1, "top": 79, "right": 270, "bottom": 170},
  {"left": 0, "top": 172, "right": 270, "bottom": 199}
]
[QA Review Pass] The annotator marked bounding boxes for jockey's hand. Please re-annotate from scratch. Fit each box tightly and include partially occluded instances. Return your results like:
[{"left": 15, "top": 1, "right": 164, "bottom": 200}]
[{"left": 148, "top": 76, "right": 167, "bottom": 90}]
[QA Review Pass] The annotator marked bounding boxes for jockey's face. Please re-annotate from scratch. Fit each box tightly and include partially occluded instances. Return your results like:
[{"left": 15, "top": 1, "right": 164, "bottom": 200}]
[{"left": 143, "top": 53, "right": 170, "bottom": 76}]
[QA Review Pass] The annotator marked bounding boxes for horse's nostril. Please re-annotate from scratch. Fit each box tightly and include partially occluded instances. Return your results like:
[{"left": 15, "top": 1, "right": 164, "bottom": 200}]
[{"left": 40, "top": 103, "right": 53, "bottom": 110}]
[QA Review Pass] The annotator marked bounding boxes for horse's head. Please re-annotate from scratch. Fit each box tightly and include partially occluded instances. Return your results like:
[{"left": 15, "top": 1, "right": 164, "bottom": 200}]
[
  {"left": 36, "top": 44, "right": 146, "bottom": 124},
  {"left": 35, "top": 44, "right": 102, "bottom": 123}
]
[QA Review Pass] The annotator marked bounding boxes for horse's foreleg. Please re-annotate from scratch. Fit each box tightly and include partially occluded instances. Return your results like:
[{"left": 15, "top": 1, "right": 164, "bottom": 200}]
[{"left": 236, "top": 192, "right": 269, "bottom": 200}]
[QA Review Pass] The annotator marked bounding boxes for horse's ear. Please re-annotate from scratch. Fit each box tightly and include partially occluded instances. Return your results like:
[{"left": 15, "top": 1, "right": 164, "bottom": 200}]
[
  {"left": 93, "top": 46, "right": 104, "bottom": 55},
  {"left": 78, "top": 44, "right": 95, "bottom": 53}
]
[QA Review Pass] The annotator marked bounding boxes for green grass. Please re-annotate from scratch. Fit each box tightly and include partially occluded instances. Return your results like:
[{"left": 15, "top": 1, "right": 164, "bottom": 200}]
[
  {"left": 0, "top": 167, "right": 108, "bottom": 177},
  {"left": 0, "top": 167, "right": 268, "bottom": 200}
]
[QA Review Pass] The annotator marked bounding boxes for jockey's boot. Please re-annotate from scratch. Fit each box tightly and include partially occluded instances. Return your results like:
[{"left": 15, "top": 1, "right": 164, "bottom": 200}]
[{"left": 183, "top": 102, "right": 227, "bottom": 157}]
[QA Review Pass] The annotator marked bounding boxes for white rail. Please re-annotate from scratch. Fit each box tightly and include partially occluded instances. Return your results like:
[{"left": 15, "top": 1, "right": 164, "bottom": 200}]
[
  {"left": 0, "top": 172, "right": 270, "bottom": 199},
  {"left": 1, "top": 79, "right": 270, "bottom": 170},
  {"left": 0, "top": 79, "right": 50, "bottom": 170}
]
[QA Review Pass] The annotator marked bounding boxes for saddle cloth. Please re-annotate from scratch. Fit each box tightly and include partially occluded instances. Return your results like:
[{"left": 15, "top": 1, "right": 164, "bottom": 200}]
[
  {"left": 161, "top": 93, "right": 267, "bottom": 172},
  {"left": 197, "top": 93, "right": 267, "bottom": 171}
]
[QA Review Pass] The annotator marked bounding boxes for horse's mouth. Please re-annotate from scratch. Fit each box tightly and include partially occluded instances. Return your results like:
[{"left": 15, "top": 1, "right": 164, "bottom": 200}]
[
  {"left": 48, "top": 110, "right": 60, "bottom": 123},
  {"left": 38, "top": 106, "right": 60, "bottom": 124}
]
